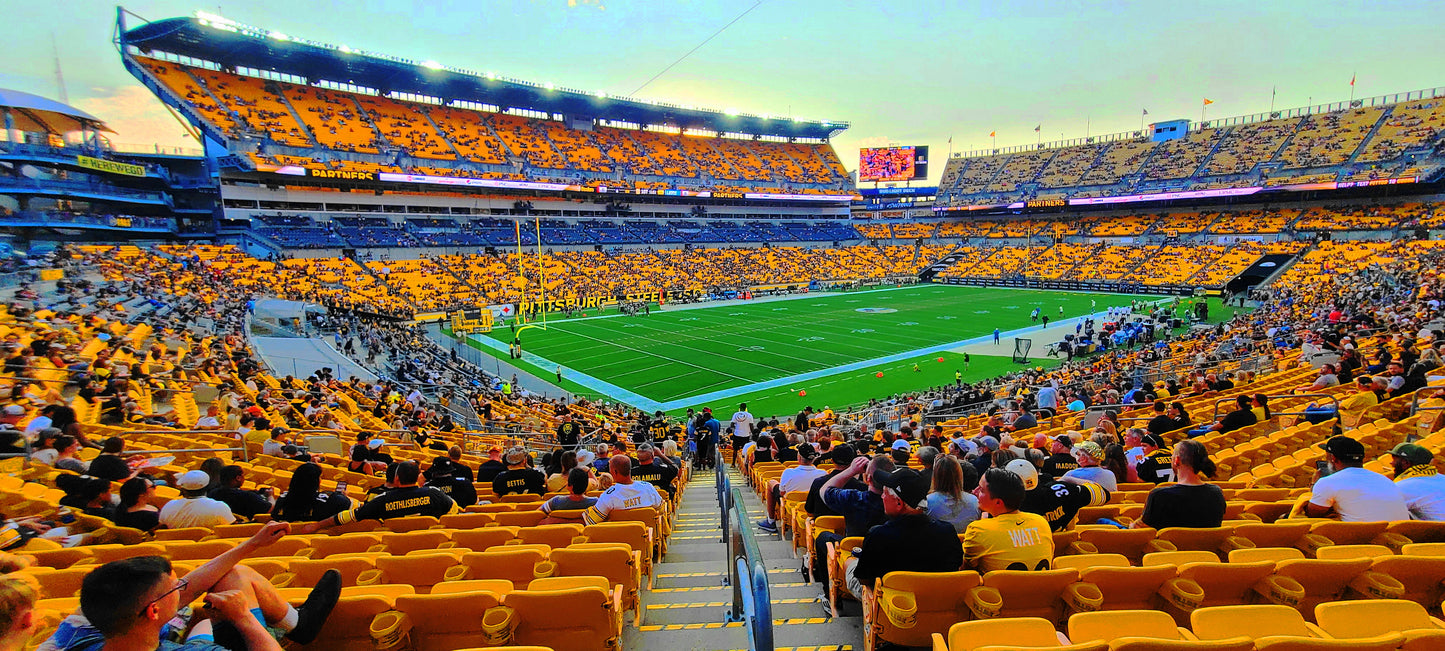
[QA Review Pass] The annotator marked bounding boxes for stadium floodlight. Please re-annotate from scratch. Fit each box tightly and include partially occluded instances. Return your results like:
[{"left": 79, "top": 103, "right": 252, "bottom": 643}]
[
  {"left": 339, "top": 45, "right": 353, "bottom": 54},
  {"left": 269, "top": 31, "right": 290, "bottom": 41},
  {"left": 595, "top": 91, "right": 607, "bottom": 98},
  {"left": 543, "top": 82, "right": 555, "bottom": 90},
  {"left": 485, "top": 72, "right": 497, "bottom": 80},
  {"left": 724, "top": 107, "right": 739, "bottom": 116},
  {"left": 421, "top": 60, "right": 444, "bottom": 70}
]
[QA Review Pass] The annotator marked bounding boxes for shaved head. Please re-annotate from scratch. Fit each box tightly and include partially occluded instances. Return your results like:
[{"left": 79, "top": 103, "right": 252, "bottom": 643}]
[{"left": 609, "top": 454, "right": 632, "bottom": 480}]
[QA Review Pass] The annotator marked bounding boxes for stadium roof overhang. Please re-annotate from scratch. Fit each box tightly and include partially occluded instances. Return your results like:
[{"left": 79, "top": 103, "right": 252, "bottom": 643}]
[
  {"left": 118, "top": 11, "right": 848, "bottom": 140},
  {"left": 0, "top": 88, "right": 114, "bottom": 134}
]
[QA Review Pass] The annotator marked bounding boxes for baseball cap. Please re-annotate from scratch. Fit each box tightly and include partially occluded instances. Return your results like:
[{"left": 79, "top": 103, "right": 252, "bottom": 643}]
[
  {"left": 2, "top": 405, "right": 24, "bottom": 416},
  {"left": 1054, "top": 434, "right": 1074, "bottom": 449},
  {"left": 176, "top": 470, "right": 210, "bottom": 491},
  {"left": 367, "top": 438, "right": 384, "bottom": 450},
  {"left": 577, "top": 450, "right": 596, "bottom": 466},
  {"left": 1389, "top": 442, "right": 1433, "bottom": 467},
  {"left": 1319, "top": 436, "right": 1365, "bottom": 463},
  {"left": 872, "top": 468, "right": 929, "bottom": 509},
  {"left": 796, "top": 443, "right": 820, "bottom": 460},
  {"left": 1073, "top": 441, "right": 1105, "bottom": 462},
  {"left": 1004, "top": 459, "right": 1040, "bottom": 490},
  {"left": 979, "top": 436, "right": 1000, "bottom": 451},
  {"left": 1141, "top": 433, "right": 1167, "bottom": 449},
  {"left": 271, "top": 426, "right": 290, "bottom": 436},
  {"left": 890, "top": 439, "right": 911, "bottom": 451},
  {"left": 951, "top": 437, "right": 977, "bottom": 456}
]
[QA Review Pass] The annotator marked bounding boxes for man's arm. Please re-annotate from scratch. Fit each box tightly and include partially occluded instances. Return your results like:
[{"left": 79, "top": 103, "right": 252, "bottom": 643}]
[
  {"left": 821, "top": 456, "right": 869, "bottom": 496},
  {"left": 203, "top": 589, "right": 283, "bottom": 651}
]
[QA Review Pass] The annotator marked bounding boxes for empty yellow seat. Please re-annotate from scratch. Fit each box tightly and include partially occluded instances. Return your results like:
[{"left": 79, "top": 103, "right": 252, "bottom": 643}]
[
  {"left": 1315, "top": 599, "right": 1445, "bottom": 648},
  {"left": 507, "top": 585, "right": 623, "bottom": 651},
  {"left": 931, "top": 617, "right": 1105, "bottom": 651},
  {"left": 389, "top": 590, "right": 506, "bottom": 651},
  {"left": 1191, "top": 604, "right": 1325, "bottom": 640}
]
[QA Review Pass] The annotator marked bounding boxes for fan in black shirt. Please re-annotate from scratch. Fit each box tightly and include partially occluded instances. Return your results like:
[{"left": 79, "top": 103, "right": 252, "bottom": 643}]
[
  {"left": 492, "top": 446, "right": 546, "bottom": 496},
  {"left": 475, "top": 447, "right": 508, "bottom": 482}
]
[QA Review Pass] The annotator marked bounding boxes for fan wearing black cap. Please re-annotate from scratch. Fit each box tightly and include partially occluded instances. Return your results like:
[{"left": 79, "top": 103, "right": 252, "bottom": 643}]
[
  {"left": 1302, "top": 435, "right": 1409, "bottom": 522},
  {"left": 1133, "top": 433, "right": 1175, "bottom": 484},
  {"left": 841, "top": 467, "right": 962, "bottom": 601},
  {"left": 1389, "top": 443, "right": 1445, "bottom": 521}
]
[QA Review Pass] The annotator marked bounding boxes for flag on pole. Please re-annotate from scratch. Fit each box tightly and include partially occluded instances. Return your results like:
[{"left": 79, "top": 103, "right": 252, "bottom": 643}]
[
  {"left": 1033, "top": 124, "right": 1041, "bottom": 132},
  {"left": 1203, "top": 98, "right": 1214, "bottom": 105},
  {"left": 947, "top": 136, "right": 952, "bottom": 144},
  {"left": 988, "top": 131, "right": 996, "bottom": 137},
  {"left": 1142, "top": 108, "right": 1149, "bottom": 115},
  {"left": 1350, "top": 73, "right": 1356, "bottom": 86}
]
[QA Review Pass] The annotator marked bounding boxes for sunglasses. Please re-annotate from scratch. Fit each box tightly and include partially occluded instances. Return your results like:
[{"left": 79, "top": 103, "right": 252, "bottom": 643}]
[{"left": 140, "top": 577, "right": 188, "bottom": 616}]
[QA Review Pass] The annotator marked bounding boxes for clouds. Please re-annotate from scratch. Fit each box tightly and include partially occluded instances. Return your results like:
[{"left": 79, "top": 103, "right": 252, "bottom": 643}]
[{"left": 72, "top": 85, "right": 196, "bottom": 150}]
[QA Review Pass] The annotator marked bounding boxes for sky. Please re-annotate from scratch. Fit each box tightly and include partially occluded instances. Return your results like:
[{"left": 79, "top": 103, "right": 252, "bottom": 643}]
[{"left": 3, "top": 0, "right": 1444, "bottom": 184}]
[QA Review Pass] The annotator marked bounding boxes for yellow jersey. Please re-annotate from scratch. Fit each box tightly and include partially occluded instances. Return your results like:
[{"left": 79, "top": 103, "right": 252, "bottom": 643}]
[{"left": 962, "top": 511, "right": 1055, "bottom": 572}]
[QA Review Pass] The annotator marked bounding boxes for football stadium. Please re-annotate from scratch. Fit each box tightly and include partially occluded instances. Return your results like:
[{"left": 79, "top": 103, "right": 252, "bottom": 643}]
[{"left": 3, "top": 2, "right": 1445, "bottom": 650}]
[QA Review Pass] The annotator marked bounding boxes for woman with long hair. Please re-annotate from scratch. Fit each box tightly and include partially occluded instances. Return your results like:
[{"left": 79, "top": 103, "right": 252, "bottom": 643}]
[
  {"left": 271, "top": 462, "right": 350, "bottom": 522},
  {"left": 1134, "top": 439, "right": 1225, "bottom": 529},
  {"left": 113, "top": 477, "right": 160, "bottom": 532},
  {"left": 546, "top": 451, "right": 577, "bottom": 493},
  {"left": 1102, "top": 443, "right": 1138, "bottom": 484},
  {"left": 926, "top": 454, "right": 981, "bottom": 533}
]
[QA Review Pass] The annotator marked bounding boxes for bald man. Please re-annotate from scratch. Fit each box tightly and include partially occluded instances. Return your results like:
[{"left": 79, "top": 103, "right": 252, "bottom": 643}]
[{"left": 583, "top": 455, "right": 664, "bottom": 524}]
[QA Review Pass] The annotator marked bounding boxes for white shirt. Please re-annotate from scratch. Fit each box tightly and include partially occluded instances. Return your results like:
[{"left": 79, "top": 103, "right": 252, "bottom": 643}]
[
  {"left": 195, "top": 416, "right": 220, "bottom": 429},
  {"left": 583, "top": 480, "right": 662, "bottom": 525},
  {"left": 779, "top": 464, "right": 827, "bottom": 494},
  {"left": 159, "top": 496, "right": 237, "bottom": 529},
  {"left": 731, "top": 411, "right": 755, "bottom": 438},
  {"left": 1397, "top": 474, "right": 1445, "bottom": 521},
  {"left": 1310, "top": 467, "right": 1410, "bottom": 522},
  {"left": 1125, "top": 446, "right": 1145, "bottom": 468}
]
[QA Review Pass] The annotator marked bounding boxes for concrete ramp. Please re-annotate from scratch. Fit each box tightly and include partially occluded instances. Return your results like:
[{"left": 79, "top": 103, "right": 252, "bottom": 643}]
[{"left": 250, "top": 336, "right": 378, "bottom": 382}]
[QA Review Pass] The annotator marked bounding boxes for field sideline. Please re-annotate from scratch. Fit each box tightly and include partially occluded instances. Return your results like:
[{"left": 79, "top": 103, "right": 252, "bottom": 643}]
[{"left": 464, "top": 284, "right": 1154, "bottom": 413}]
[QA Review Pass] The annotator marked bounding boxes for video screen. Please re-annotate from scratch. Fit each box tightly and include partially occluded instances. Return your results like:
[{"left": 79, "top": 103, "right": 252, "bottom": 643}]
[{"left": 859, "top": 146, "right": 927, "bottom": 182}]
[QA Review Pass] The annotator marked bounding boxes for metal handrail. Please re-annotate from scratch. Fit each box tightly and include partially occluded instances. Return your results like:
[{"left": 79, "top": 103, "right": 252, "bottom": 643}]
[
  {"left": 121, "top": 446, "right": 249, "bottom": 463},
  {"left": 1409, "top": 386, "right": 1445, "bottom": 416},
  {"left": 725, "top": 485, "right": 773, "bottom": 650},
  {"left": 1209, "top": 393, "right": 1341, "bottom": 423}
]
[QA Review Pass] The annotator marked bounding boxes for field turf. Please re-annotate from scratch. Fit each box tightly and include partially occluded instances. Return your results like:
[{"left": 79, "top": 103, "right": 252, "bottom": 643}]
[{"left": 468, "top": 285, "right": 1153, "bottom": 414}]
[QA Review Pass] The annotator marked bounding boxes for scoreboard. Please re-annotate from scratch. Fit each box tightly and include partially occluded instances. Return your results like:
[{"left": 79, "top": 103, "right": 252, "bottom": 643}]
[
  {"left": 859, "top": 146, "right": 929, "bottom": 182},
  {"left": 450, "top": 308, "right": 493, "bottom": 334}
]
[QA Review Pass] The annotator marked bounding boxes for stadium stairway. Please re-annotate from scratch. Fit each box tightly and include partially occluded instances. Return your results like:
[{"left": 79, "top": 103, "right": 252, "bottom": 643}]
[{"left": 625, "top": 465, "right": 863, "bottom": 651}]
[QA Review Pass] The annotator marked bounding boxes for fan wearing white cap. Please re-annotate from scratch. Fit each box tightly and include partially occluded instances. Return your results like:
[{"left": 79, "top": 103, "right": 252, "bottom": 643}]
[
  {"left": 158, "top": 470, "right": 237, "bottom": 529},
  {"left": 1017, "top": 457, "right": 1110, "bottom": 532}
]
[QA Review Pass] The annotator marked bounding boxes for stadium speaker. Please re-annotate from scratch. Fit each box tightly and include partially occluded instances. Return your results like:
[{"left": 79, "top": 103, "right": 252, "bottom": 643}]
[{"left": 1012, "top": 338, "right": 1032, "bottom": 364}]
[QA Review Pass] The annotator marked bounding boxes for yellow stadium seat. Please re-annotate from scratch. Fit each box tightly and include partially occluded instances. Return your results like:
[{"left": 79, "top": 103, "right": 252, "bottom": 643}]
[
  {"left": 549, "top": 546, "right": 642, "bottom": 625},
  {"left": 1271, "top": 558, "right": 1373, "bottom": 618},
  {"left": 1053, "top": 554, "right": 1131, "bottom": 570},
  {"left": 448, "top": 527, "right": 522, "bottom": 551},
  {"left": 276, "top": 556, "right": 376, "bottom": 588},
  {"left": 507, "top": 585, "right": 623, "bottom": 651},
  {"left": 153, "top": 527, "right": 213, "bottom": 542},
  {"left": 1315, "top": 599, "right": 1445, "bottom": 649},
  {"left": 453, "top": 549, "right": 548, "bottom": 588},
  {"left": 1079, "top": 528, "right": 1160, "bottom": 564},
  {"left": 1234, "top": 522, "right": 1313, "bottom": 549},
  {"left": 1142, "top": 551, "right": 1218, "bottom": 567},
  {"left": 494, "top": 511, "right": 548, "bottom": 528},
  {"left": 292, "top": 595, "right": 395, "bottom": 651},
  {"left": 389, "top": 590, "right": 506, "bottom": 651},
  {"left": 162, "top": 541, "right": 236, "bottom": 561},
  {"left": 1310, "top": 521, "right": 1390, "bottom": 546},
  {"left": 1402, "top": 542, "right": 1445, "bottom": 557},
  {"left": 361, "top": 554, "right": 462, "bottom": 593},
  {"left": 518, "top": 524, "right": 585, "bottom": 549},
  {"left": 303, "top": 533, "right": 383, "bottom": 559},
  {"left": 377, "top": 530, "right": 452, "bottom": 555},
  {"left": 430, "top": 579, "right": 515, "bottom": 596},
  {"left": 1110, "top": 639, "right": 1253, "bottom": 651},
  {"left": 1190, "top": 604, "right": 1326, "bottom": 640},
  {"left": 23, "top": 567, "right": 88, "bottom": 599},
  {"left": 1388, "top": 521, "right": 1445, "bottom": 544},
  {"left": 1067, "top": 610, "right": 1206, "bottom": 645},
  {"left": 1251, "top": 634, "right": 1408, "bottom": 651},
  {"left": 382, "top": 515, "right": 441, "bottom": 533},
  {"left": 439, "top": 513, "right": 496, "bottom": 529},
  {"left": 1368, "top": 556, "right": 1445, "bottom": 613},
  {"left": 1176, "top": 561, "right": 1277, "bottom": 608},
  {"left": 931, "top": 617, "right": 1103, "bottom": 651},
  {"left": 88, "top": 544, "right": 166, "bottom": 565},
  {"left": 1228, "top": 548, "right": 1306, "bottom": 564},
  {"left": 980, "top": 569, "right": 1081, "bottom": 625},
  {"left": 1315, "top": 544, "right": 1394, "bottom": 560},
  {"left": 1078, "top": 565, "right": 1188, "bottom": 612},
  {"left": 863, "top": 570, "right": 982, "bottom": 649}
]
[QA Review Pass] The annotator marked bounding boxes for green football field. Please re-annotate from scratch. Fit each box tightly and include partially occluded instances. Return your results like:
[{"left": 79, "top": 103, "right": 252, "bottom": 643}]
[{"left": 465, "top": 284, "right": 1164, "bottom": 416}]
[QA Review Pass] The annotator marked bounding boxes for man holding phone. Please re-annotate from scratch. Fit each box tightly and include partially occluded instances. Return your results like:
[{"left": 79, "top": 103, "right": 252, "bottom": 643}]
[{"left": 1302, "top": 435, "right": 1409, "bottom": 522}]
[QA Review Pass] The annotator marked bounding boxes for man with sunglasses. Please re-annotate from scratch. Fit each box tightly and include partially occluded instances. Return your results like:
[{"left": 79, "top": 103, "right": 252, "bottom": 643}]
[{"left": 43, "top": 521, "right": 340, "bottom": 651}]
